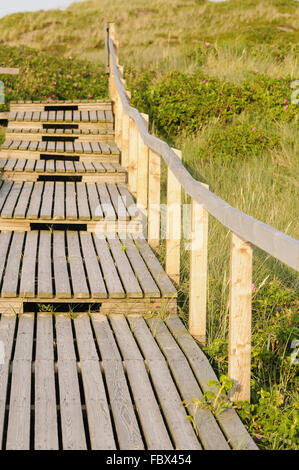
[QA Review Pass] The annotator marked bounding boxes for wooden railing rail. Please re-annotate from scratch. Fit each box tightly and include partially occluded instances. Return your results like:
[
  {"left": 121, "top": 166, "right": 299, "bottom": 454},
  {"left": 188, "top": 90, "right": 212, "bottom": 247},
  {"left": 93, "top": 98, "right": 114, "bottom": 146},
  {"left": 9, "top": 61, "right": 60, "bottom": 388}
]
[{"left": 105, "top": 23, "right": 299, "bottom": 402}]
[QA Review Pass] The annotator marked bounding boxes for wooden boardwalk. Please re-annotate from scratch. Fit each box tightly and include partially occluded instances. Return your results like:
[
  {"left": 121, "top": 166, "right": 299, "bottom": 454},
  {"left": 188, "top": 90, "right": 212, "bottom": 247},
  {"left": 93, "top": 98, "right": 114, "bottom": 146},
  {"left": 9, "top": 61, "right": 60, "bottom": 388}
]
[
  {"left": 0, "top": 312, "right": 257, "bottom": 450},
  {"left": 0, "top": 98, "right": 258, "bottom": 450}
]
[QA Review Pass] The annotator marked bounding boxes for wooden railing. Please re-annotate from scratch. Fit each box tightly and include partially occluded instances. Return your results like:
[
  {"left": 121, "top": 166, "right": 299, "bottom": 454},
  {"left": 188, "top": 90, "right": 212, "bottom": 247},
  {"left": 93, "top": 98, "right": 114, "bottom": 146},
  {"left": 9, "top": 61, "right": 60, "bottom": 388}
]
[{"left": 105, "top": 23, "right": 299, "bottom": 402}]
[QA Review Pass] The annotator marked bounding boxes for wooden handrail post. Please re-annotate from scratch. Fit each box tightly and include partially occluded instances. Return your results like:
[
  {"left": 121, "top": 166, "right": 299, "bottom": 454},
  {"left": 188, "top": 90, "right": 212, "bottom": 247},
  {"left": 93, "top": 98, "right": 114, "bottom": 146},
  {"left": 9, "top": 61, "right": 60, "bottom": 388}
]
[
  {"left": 137, "top": 113, "right": 149, "bottom": 214},
  {"left": 121, "top": 112, "right": 130, "bottom": 168},
  {"left": 148, "top": 149, "right": 161, "bottom": 249},
  {"left": 165, "top": 148, "right": 182, "bottom": 284},
  {"left": 189, "top": 188, "right": 209, "bottom": 344},
  {"left": 228, "top": 232, "right": 253, "bottom": 402},
  {"left": 115, "top": 93, "right": 123, "bottom": 148},
  {"left": 128, "top": 118, "right": 138, "bottom": 196}
]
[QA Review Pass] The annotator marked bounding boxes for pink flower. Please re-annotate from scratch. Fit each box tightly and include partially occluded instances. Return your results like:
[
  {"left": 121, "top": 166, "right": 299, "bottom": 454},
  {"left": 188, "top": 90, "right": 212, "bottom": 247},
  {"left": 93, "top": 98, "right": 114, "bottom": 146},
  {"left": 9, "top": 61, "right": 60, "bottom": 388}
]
[
  {"left": 202, "top": 79, "right": 207, "bottom": 83},
  {"left": 88, "top": 93, "right": 92, "bottom": 98},
  {"left": 256, "top": 435, "right": 262, "bottom": 440},
  {"left": 7, "top": 88, "right": 12, "bottom": 93},
  {"left": 254, "top": 69, "right": 259, "bottom": 73},
  {"left": 283, "top": 98, "right": 287, "bottom": 104},
  {"left": 276, "top": 75, "right": 280, "bottom": 79},
  {"left": 47, "top": 98, "right": 52, "bottom": 102},
  {"left": 252, "top": 283, "right": 257, "bottom": 292},
  {"left": 77, "top": 73, "right": 81, "bottom": 77},
  {"left": 252, "top": 127, "right": 257, "bottom": 131},
  {"left": 69, "top": 56, "right": 73, "bottom": 60},
  {"left": 205, "top": 42, "right": 211, "bottom": 47},
  {"left": 51, "top": 94, "right": 55, "bottom": 98},
  {"left": 283, "top": 105, "right": 288, "bottom": 110},
  {"left": 27, "top": 55, "right": 32, "bottom": 59},
  {"left": 53, "top": 81, "right": 57, "bottom": 85},
  {"left": 67, "top": 74, "right": 72, "bottom": 79}
]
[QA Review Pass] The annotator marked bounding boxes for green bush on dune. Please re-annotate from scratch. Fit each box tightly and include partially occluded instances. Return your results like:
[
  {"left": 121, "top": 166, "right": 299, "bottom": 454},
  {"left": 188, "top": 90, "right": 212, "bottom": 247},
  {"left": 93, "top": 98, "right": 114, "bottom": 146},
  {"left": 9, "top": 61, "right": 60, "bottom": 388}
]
[{"left": 0, "top": 44, "right": 108, "bottom": 111}]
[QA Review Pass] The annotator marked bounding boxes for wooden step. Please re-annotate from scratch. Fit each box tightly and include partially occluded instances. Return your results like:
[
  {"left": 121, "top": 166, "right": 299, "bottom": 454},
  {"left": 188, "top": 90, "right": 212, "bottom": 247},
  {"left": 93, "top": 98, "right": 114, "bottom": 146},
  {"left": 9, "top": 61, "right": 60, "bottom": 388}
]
[
  {"left": 0, "top": 158, "right": 127, "bottom": 183},
  {"left": 10, "top": 99, "right": 112, "bottom": 112},
  {"left": 0, "top": 231, "right": 177, "bottom": 304},
  {"left": 6, "top": 127, "right": 115, "bottom": 142},
  {"left": 0, "top": 181, "right": 141, "bottom": 231},
  {"left": 8, "top": 110, "right": 114, "bottom": 130},
  {"left": 0, "top": 140, "right": 120, "bottom": 162},
  {"left": 0, "top": 313, "right": 258, "bottom": 450}
]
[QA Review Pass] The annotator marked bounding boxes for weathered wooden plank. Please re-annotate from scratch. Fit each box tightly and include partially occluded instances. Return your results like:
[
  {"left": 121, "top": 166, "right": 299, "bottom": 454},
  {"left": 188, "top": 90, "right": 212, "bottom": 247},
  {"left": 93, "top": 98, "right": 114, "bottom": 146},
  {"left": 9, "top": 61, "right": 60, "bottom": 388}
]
[
  {"left": 147, "top": 318, "right": 230, "bottom": 450},
  {"left": 36, "top": 314, "right": 54, "bottom": 361},
  {"left": 120, "top": 237, "right": 160, "bottom": 298},
  {"left": 55, "top": 315, "right": 76, "bottom": 361},
  {"left": 135, "top": 239, "right": 177, "bottom": 298},
  {"left": 1, "top": 182, "right": 23, "bottom": 219},
  {"left": 0, "top": 182, "right": 13, "bottom": 212},
  {"left": 93, "top": 236, "right": 125, "bottom": 298},
  {"left": 166, "top": 317, "right": 258, "bottom": 450},
  {"left": 80, "top": 233, "right": 107, "bottom": 299},
  {"left": 35, "top": 360, "right": 59, "bottom": 450},
  {"left": 66, "top": 231, "right": 89, "bottom": 298},
  {"left": 76, "top": 183, "right": 90, "bottom": 220},
  {"left": 57, "top": 360, "right": 87, "bottom": 450},
  {"left": 97, "top": 184, "right": 116, "bottom": 220},
  {"left": 1, "top": 232, "right": 25, "bottom": 297},
  {"left": 91, "top": 314, "right": 121, "bottom": 360},
  {"left": 6, "top": 314, "right": 34, "bottom": 450},
  {"left": 19, "top": 232, "right": 38, "bottom": 297},
  {"left": 107, "top": 236, "right": 143, "bottom": 298},
  {"left": 66, "top": 182, "right": 78, "bottom": 220},
  {"left": 0, "top": 232, "right": 12, "bottom": 283},
  {"left": 86, "top": 183, "right": 101, "bottom": 220},
  {"left": 103, "top": 360, "right": 144, "bottom": 450},
  {"left": 40, "top": 182, "right": 54, "bottom": 219},
  {"left": 27, "top": 181, "right": 44, "bottom": 219},
  {"left": 14, "top": 182, "right": 34, "bottom": 219},
  {"left": 38, "top": 231, "right": 53, "bottom": 298},
  {"left": 0, "top": 315, "right": 16, "bottom": 445},
  {"left": 53, "top": 182, "right": 65, "bottom": 220},
  {"left": 6, "top": 360, "right": 32, "bottom": 449},
  {"left": 53, "top": 231, "right": 72, "bottom": 299},
  {"left": 107, "top": 184, "right": 128, "bottom": 220},
  {"left": 127, "top": 316, "right": 202, "bottom": 450},
  {"left": 126, "top": 359, "right": 173, "bottom": 449}
]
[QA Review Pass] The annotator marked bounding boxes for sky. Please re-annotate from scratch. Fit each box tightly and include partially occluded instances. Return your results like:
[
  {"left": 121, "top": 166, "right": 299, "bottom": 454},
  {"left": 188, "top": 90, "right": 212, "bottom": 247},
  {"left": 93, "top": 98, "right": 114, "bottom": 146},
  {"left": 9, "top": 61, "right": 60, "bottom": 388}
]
[{"left": 0, "top": 0, "right": 82, "bottom": 18}]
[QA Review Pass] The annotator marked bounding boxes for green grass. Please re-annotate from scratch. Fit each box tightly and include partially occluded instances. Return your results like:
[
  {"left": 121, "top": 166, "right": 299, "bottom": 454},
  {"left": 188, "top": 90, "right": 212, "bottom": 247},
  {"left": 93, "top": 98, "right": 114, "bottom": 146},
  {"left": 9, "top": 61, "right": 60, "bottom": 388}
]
[{"left": 0, "top": 0, "right": 298, "bottom": 450}]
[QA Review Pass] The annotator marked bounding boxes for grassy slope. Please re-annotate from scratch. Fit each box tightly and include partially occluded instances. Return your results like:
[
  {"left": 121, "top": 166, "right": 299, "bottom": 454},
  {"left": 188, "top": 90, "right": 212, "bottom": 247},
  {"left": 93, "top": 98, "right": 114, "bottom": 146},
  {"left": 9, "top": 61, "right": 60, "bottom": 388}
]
[
  {"left": 0, "top": 0, "right": 298, "bottom": 74},
  {"left": 0, "top": 0, "right": 298, "bottom": 449}
]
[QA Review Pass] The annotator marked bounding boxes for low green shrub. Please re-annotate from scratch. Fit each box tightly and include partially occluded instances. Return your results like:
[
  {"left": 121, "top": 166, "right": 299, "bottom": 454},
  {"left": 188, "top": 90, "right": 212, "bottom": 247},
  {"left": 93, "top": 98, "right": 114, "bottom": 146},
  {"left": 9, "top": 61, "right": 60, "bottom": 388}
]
[
  {"left": 0, "top": 45, "right": 108, "bottom": 111},
  {"left": 127, "top": 69, "right": 297, "bottom": 138}
]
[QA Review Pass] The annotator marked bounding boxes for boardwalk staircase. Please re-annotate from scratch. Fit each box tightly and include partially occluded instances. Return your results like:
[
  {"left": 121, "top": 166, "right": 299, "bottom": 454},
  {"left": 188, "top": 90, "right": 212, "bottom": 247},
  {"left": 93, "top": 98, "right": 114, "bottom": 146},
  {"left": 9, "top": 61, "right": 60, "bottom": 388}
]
[
  {"left": 6, "top": 22, "right": 297, "bottom": 449},
  {"left": 0, "top": 97, "right": 258, "bottom": 450}
]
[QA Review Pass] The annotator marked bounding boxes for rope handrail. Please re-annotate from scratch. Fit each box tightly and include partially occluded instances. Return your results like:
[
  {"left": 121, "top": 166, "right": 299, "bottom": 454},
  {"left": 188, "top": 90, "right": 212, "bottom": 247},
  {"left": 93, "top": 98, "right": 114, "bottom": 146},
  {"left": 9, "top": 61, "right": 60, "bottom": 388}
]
[{"left": 108, "top": 37, "right": 299, "bottom": 272}]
